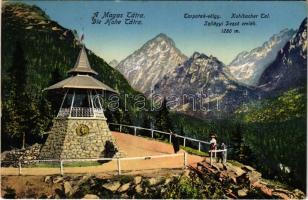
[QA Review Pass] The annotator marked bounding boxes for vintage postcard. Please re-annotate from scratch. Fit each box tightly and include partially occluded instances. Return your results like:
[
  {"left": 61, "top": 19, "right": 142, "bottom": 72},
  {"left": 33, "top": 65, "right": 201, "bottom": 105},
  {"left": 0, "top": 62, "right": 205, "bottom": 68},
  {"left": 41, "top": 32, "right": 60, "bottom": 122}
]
[{"left": 1, "top": 0, "right": 307, "bottom": 199}]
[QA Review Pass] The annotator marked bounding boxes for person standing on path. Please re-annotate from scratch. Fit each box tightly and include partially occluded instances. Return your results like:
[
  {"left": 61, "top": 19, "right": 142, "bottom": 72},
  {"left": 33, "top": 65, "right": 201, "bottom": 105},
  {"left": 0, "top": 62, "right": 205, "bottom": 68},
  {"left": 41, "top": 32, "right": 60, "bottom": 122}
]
[
  {"left": 170, "top": 130, "right": 180, "bottom": 153},
  {"left": 210, "top": 134, "right": 217, "bottom": 151},
  {"left": 209, "top": 134, "right": 217, "bottom": 159},
  {"left": 217, "top": 142, "right": 226, "bottom": 163}
]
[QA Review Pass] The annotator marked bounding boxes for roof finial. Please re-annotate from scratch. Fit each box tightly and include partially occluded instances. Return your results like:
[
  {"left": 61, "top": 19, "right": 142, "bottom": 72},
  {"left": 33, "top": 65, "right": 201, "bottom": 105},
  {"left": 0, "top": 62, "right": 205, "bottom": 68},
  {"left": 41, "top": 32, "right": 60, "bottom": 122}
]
[
  {"left": 67, "top": 40, "right": 98, "bottom": 75},
  {"left": 80, "top": 33, "right": 85, "bottom": 46}
]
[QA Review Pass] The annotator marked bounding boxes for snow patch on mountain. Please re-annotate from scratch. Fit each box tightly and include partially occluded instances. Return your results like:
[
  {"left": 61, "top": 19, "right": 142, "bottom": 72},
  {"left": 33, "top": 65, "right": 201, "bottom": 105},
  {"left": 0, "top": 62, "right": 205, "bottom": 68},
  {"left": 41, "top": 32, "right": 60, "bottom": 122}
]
[
  {"left": 227, "top": 29, "right": 296, "bottom": 86},
  {"left": 258, "top": 18, "right": 307, "bottom": 92}
]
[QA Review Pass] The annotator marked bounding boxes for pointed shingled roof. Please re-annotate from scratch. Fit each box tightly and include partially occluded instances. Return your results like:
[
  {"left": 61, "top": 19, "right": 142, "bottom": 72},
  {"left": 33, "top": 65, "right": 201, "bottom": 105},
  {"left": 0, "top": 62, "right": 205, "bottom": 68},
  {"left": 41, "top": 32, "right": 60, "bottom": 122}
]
[
  {"left": 67, "top": 46, "right": 98, "bottom": 75},
  {"left": 44, "top": 45, "right": 118, "bottom": 93},
  {"left": 44, "top": 74, "right": 118, "bottom": 93}
]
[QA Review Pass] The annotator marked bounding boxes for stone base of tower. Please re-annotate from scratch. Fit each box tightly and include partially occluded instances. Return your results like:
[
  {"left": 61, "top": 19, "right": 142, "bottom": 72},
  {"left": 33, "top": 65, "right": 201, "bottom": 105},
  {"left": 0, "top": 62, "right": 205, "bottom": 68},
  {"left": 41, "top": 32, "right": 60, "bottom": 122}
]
[{"left": 39, "top": 118, "right": 121, "bottom": 159}]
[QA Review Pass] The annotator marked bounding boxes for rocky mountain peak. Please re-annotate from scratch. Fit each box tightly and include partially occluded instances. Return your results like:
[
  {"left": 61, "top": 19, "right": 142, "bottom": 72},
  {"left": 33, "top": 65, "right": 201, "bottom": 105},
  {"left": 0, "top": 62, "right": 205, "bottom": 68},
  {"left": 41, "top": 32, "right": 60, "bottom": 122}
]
[
  {"left": 116, "top": 33, "right": 187, "bottom": 94},
  {"left": 192, "top": 51, "right": 202, "bottom": 59},
  {"left": 227, "top": 28, "right": 296, "bottom": 86},
  {"left": 271, "top": 28, "right": 295, "bottom": 41},
  {"left": 289, "top": 18, "right": 307, "bottom": 57},
  {"left": 139, "top": 33, "right": 178, "bottom": 53},
  {"left": 189, "top": 52, "right": 223, "bottom": 71},
  {"left": 153, "top": 33, "right": 174, "bottom": 42},
  {"left": 154, "top": 51, "right": 229, "bottom": 106},
  {"left": 258, "top": 18, "right": 307, "bottom": 92},
  {"left": 3, "top": 3, "right": 50, "bottom": 22},
  {"left": 2, "top": 3, "right": 78, "bottom": 46}
]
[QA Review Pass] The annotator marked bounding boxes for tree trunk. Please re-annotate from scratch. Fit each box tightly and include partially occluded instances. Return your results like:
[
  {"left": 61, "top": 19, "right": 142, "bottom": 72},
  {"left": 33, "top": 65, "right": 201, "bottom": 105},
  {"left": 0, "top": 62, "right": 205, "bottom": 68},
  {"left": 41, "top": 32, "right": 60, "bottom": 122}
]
[{"left": 22, "top": 132, "right": 25, "bottom": 149}]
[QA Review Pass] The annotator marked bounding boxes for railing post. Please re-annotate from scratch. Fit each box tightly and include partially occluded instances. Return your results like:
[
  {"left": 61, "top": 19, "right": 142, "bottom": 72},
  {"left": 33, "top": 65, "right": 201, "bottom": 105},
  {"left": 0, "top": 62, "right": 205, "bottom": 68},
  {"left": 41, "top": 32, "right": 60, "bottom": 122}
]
[
  {"left": 183, "top": 138, "right": 186, "bottom": 147},
  {"left": 60, "top": 160, "right": 64, "bottom": 175},
  {"left": 18, "top": 161, "right": 22, "bottom": 175},
  {"left": 151, "top": 129, "right": 154, "bottom": 138},
  {"left": 214, "top": 147, "right": 217, "bottom": 158},
  {"left": 117, "top": 158, "right": 121, "bottom": 175},
  {"left": 183, "top": 152, "right": 188, "bottom": 168},
  {"left": 169, "top": 134, "right": 172, "bottom": 143},
  {"left": 120, "top": 125, "right": 122, "bottom": 133},
  {"left": 210, "top": 151, "right": 213, "bottom": 166},
  {"left": 134, "top": 127, "right": 137, "bottom": 136},
  {"left": 198, "top": 142, "right": 201, "bottom": 151}
]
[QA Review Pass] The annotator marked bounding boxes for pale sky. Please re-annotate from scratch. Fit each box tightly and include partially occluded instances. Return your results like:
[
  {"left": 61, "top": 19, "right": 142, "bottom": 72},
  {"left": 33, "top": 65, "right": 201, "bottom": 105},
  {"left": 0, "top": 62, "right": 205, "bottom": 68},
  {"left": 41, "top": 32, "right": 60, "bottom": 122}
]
[{"left": 26, "top": 1, "right": 306, "bottom": 64}]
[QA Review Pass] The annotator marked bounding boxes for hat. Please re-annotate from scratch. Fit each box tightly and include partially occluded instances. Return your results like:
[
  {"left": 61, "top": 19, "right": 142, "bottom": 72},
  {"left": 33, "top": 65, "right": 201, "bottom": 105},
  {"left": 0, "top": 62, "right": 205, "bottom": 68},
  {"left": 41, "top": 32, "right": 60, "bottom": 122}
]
[{"left": 210, "top": 134, "right": 216, "bottom": 138}]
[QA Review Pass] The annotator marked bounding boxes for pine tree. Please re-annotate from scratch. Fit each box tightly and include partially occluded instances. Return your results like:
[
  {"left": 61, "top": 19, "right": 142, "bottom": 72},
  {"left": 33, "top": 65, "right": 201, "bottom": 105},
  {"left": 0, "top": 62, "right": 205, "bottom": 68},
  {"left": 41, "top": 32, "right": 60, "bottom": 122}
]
[
  {"left": 34, "top": 96, "right": 53, "bottom": 138},
  {"left": 155, "top": 98, "right": 173, "bottom": 133},
  {"left": 179, "top": 125, "right": 185, "bottom": 136},
  {"left": 9, "top": 42, "right": 27, "bottom": 93},
  {"left": 1, "top": 97, "right": 20, "bottom": 149},
  {"left": 2, "top": 42, "right": 52, "bottom": 149},
  {"left": 140, "top": 112, "right": 151, "bottom": 136},
  {"left": 231, "top": 122, "right": 243, "bottom": 159},
  {"left": 3, "top": 41, "right": 28, "bottom": 149},
  {"left": 231, "top": 122, "right": 253, "bottom": 163},
  {"left": 142, "top": 113, "right": 151, "bottom": 129}
]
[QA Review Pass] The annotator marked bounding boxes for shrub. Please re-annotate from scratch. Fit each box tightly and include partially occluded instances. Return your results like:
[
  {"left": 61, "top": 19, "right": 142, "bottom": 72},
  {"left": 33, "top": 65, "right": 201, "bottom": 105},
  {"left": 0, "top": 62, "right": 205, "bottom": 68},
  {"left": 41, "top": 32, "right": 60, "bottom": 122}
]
[{"left": 4, "top": 187, "right": 16, "bottom": 199}]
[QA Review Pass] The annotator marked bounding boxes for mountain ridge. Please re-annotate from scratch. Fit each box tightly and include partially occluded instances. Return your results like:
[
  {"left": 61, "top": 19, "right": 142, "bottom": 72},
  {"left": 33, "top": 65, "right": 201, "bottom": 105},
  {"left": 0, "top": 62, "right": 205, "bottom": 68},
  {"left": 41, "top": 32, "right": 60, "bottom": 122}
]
[
  {"left": 226, "top": 28, "right": 296, "bottom": 86},
  {"left": 258, "top": 18, "right": 307, "bottom": 93},
  {"left": 154, "top": 51, "right": 261, "bottom": 118},
  {"left": 116, "top": 33, "right": 188, "bottom": 94}
]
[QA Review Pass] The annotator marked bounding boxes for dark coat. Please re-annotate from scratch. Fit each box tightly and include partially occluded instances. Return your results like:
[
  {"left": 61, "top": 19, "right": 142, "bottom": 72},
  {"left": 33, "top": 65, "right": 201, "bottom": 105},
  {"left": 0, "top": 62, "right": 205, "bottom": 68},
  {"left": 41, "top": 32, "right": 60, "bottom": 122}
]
[{"left": 171, "top": 134, "right": 180, "bottom": 153}]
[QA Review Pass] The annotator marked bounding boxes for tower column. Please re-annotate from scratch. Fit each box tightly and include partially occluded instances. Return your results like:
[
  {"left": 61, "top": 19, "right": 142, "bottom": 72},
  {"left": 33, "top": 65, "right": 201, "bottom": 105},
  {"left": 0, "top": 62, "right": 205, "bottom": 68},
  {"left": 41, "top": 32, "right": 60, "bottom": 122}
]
[
  {"left": 69, "top": 91, "right": 76, "bottom": 117},
  {"left": 57, "top": 89, "right": 69, "bottom": 118}
]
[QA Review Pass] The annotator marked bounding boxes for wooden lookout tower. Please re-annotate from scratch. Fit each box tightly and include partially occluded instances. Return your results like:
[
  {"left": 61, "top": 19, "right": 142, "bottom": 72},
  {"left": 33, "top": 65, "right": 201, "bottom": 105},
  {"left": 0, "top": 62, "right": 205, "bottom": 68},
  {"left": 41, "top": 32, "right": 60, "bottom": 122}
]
[{"left": 39, "top": 45, "right": 120, "bottom": 159}]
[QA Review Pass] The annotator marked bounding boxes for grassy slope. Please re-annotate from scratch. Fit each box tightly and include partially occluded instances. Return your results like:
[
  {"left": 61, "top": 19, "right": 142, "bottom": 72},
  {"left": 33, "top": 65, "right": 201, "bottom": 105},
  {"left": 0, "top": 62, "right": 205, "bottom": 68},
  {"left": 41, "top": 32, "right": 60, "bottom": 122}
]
[{"left": 236, "top": 87, "right": 306, "bottom": 189}]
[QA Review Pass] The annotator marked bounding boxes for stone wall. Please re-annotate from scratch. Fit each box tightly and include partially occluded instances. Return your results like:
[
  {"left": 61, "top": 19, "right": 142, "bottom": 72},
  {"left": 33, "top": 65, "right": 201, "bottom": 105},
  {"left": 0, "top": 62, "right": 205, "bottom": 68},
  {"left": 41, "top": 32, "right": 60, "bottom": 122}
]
[
  {"left": 39, "top": 118, "right": 119, "bottom": 159},
  {"left": 1, "top": 143, "right": 42, "bottom": 167}
]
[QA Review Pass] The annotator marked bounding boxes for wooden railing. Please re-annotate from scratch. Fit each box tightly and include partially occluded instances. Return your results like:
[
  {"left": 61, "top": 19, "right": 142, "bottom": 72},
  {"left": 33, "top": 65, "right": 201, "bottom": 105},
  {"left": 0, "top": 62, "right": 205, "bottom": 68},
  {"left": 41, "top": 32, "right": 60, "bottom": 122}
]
[
  {"left": 59, "top": 153, "right": 187, "bottom": 175},
  {"left": 71, "top": 107, "right": 93, "bottom": 117},
  {"left": 108, "top": 123, "right": 228, "bottom": 165},
  {"left": 1, "top": 153, "right": 187, "bottom": 176},
  {"left": 109, "top": 123, "right": 212, "bottom": 151},
  {"left": 57, "top": 107, "right": 105, "bottom": 118},
  {"left": 209, "top": 149, "right": 227, "bottom": 165}
]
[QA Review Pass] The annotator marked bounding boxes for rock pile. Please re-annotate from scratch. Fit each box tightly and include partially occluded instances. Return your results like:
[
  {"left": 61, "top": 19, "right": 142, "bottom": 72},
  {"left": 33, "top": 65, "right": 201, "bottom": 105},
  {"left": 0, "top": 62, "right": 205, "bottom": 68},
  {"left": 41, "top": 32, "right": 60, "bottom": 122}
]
[
  {"left": 195, "top": 160, "right": 306, "bottom": 199},
  {"left": 36, "top": 174, "right": 181, "bottom": 199},
  {"left": 2, "top": 168, "right": 306, "bottom": 199},
  {"left": 1, "top": 143, "right": 41, "bottom": 167}
]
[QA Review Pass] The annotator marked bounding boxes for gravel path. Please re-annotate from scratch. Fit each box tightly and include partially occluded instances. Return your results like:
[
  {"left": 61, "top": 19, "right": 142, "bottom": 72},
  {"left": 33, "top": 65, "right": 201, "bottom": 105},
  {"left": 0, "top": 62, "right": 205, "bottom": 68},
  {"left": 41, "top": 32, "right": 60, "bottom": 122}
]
[{"left": 1, "top": 132, "right": 204, "bottom": 175}]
